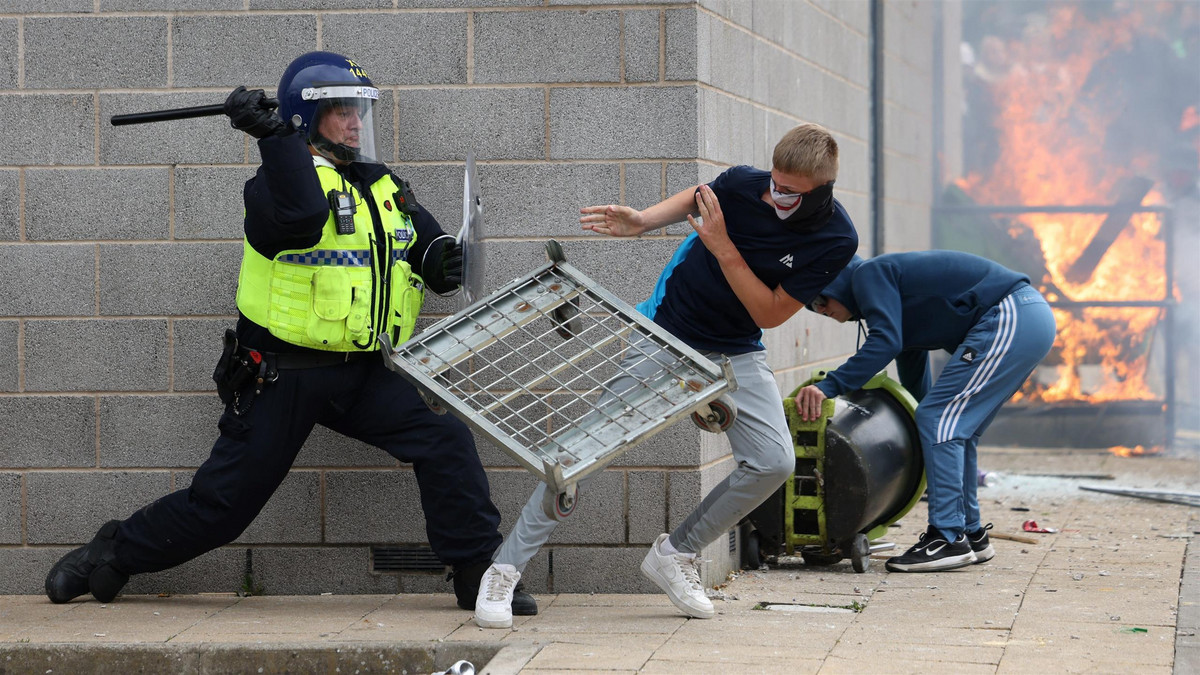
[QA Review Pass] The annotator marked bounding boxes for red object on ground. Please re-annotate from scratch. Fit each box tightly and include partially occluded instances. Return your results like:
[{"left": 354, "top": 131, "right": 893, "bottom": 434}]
[{"left": 1022, "top": 519, "right": 1057, "bottom": 533}]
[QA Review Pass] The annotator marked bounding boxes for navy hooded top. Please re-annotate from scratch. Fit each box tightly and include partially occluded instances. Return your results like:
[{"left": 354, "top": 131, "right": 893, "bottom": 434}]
[
  {"left": 637, "top": 166, "right": 859, "bottom": 354},
  {"left": 814, "top": 251, "right": 1030, "bottom": 401}
]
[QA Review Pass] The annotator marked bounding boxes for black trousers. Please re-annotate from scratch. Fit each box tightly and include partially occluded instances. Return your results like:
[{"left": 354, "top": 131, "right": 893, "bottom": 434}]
[{"left": 113, "top": 356, "right": 502, "bottom": 574}]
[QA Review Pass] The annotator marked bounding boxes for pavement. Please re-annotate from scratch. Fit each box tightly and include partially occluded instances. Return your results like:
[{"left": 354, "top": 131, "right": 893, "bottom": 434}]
[{"left": 2, "top": 443, "right": 1197, "bottom": 674}]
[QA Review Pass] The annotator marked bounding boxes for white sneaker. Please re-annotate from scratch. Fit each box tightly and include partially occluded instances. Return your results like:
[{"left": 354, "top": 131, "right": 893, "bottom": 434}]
[
  {"left": 474, "top": 563, "right": 520, "bottom": 629},
  {"left": 639, "top": 533, "right": 714, "bottom": 619}
]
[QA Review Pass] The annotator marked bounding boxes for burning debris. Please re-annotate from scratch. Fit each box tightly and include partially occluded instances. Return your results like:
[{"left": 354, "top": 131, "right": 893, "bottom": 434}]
[{"left": 943, "top": 2, "right": 1199, "bottom": 431}]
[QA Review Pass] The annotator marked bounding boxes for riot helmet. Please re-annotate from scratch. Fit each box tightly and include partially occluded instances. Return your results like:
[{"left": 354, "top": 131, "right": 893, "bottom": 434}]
[{"left": 278, "top": 51, "right": 382, "bottom": 164}]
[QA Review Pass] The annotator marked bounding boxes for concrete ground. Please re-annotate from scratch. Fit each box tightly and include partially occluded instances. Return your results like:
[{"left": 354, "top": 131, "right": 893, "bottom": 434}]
[{"left": 1, "top": 444, "right": 1197, "bottom": 674}]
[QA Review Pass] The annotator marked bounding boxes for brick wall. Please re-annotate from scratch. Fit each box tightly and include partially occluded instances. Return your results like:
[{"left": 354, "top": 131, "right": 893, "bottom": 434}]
[{"left": 0, "top": 0, "right": 950, "bottom": 595}]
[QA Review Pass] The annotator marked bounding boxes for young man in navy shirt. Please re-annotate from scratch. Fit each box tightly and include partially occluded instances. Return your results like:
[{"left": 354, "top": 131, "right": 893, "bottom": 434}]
[
  {"left": 796, "top": 251, "right": 1057, "bottom": 572},
  {"left": 473, "top": 123, "right": 859, "bottom": 627}
]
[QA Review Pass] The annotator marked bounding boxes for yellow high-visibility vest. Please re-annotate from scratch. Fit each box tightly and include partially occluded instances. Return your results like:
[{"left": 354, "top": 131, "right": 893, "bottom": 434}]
[{"left": 236, "top": 159, "right": 423, "bottom": 351}]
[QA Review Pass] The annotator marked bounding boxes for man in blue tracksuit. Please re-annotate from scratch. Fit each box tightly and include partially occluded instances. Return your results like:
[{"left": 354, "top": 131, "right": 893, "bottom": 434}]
[{"left": 794, "top": 251, "right": 1056, "bottom": 572}]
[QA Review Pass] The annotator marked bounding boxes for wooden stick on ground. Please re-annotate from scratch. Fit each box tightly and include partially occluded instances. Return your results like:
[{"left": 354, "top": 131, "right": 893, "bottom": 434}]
[{"left": 990, "top": 532, "right": 1041, "bottom": 545}]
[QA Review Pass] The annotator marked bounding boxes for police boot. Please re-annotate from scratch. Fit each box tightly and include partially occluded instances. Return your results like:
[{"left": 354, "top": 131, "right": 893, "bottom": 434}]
[
  {"left": 44, "top": 520, "right": 130, "bottom": 604},
  {"left": 449, "top": 560, "right": 539, "bottom": 615}
]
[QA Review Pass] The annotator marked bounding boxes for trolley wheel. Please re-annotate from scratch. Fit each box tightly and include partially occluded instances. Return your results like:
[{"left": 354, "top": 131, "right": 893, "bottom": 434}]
[
  {"left": 850, "top": 533, "right": 871, "bottom": 573},
  {"left": 545, "top": 239, "right": 566, "bottom": 264},
  {"left": 552, "top": 298, "right": 582, "bottom": 340},
  {"left": 542, "top": 483, "right": 579, "bottom": 521},
  {"left": 741, "top": 529, "right": 762, "bottom": 570},
  {"left": 418, "top": 388, "right": 446, "bottom": 415},
  {"left": 690, "top": 395, "right": 737, "bottom": 433},
  {"left": 799, "top": 547, "right": 841, "bottom": 567}
]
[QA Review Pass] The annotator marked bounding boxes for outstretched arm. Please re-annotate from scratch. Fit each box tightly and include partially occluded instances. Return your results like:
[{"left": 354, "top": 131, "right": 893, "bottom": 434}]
[{"left": 580, "top": 186, "right": 700, "bottom": 237}]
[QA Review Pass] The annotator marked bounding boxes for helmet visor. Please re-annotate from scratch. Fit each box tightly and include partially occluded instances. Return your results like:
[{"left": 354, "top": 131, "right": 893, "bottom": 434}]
[{"left": 305, "top": 85, "right": 382, "bottom": 164}]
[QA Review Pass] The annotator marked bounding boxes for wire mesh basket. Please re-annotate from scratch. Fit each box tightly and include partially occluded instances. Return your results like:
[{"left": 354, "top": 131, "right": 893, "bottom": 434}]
[{"left": 379, "top": 240, "right": 737, "bottom": 519}]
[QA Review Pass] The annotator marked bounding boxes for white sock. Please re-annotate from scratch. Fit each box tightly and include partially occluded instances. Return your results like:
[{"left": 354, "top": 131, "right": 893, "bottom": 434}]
[{"left": 662, "top": 533, "right": 681, "bottom": 554}]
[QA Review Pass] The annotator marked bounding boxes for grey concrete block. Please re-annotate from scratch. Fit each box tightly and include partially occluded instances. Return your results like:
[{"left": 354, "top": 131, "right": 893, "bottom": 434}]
[
  {"left": 99, "top": 395, "right": 220, "bottom": 468},
  {"left": 99, "top": 242, "right": 241, "bottom": 316},
  {"left": 25, "top": 168, "right": 169, "bottom": 241},
  {"left": 252, "top": 547, "right": 399, "bottom": 595},
  {"left": 478, "top": 163, "right": 619, "bottom": 237},
  {"left": 0, "top": 1, "right": 90, "bottom": 13},
  {"left": 0, "top": 547, "right": 61, "bottom": 594},
  {"left": 123, "top": 546, "right": 245, "bottom": 595},
  {"left": 627, "top": 470, "right": 667, "bottom": 544},
  {"left": 253, "top": 0, "right": 389, "bottom": 8},
  {"left": 0, "top": 94, "right": 95, "bottom": 167},
  {"left": 0, "top": 20, "right": 15, "bottom": 89},
  {"left": 622, "top": 161, "right": 664, "bottom": 212},
  {"left": 0, "top": 244, "right": 94, "bottom": 315},
  {"left": 549, "top": 86, "right": 698, "bottom": 160},
  {"left": 103, "top": 0, "right": 241, "bottom": 9},
  {"left": 171, "top": 15, "right": 318, "bottom": 88},
  {"left": 24, "top": 17, "right": 167, "bottom": 89},
  {"left": 548, "top": 470, "right": 623, "bottom": 545},
  {"left": 397, "top": 88, "right": 546, "bottom": 161},
  {"left": 0, "top": 396, "right": 96, "bottom": 469},
  {"left": 550, "top": 546, "right": 658, "bottom": 593},
  {"left": 610, "top": 421, "right": 704, "bottom": 468},
  {"left": 173, "top": 469, "right": 322, "bottom": 544},
  {"left": 811, "top": 0, "right": 870, "bottom": 34},
  {"left": 101, "top": 93, "right": 246, "bottom": 166},
  {"left": 325, "top": 470, "right": 426, "bottom": 543},
  {"left": 173, "top": 166, "right": 256, "bottom": 240},
  {"left": 26, "top": 470, "right": 171, "bottom": 543},
  {"left": 294, "top": 425, "right": 396, "bottom": 468},
  {"left": 0, "top": 170, "right": 16, "bottom": 241},
  {"left": 0, "top": 472, "right": 21, "bottom": 544},
  {"left": 0, "top": 320, "right": 15, "bottom": 392},
  {"left": 396, "top": 0, "right": 538, "bottom": 6},
  {"left": 664, "top": 8, "right": 698, "bottom": 82},
  {"left": 172, "top": 319, "right": 233, "bottom": 393},
  {"left": 623, "top": 10, "right": 661, "bottom": 83},
  {"left": 698, "top": 89, "right": 757, "bottom": 167},
  {"left": 475, "top": 10, "right": 620, "bottom": 84},
  {"left": 323, "top": 12, "right": 467, "bottom": 85},
  {"left": 666, "top": 467, "right": 701, "bottom": 534},
  {"left": 24, "top": 319, "right": 169, "bottom": 392}
]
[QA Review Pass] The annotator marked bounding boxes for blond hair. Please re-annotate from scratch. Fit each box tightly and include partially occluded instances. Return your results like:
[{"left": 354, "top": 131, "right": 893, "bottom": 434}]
[{"left": 771, "top": 123, "right": 839, "bottom": 184}]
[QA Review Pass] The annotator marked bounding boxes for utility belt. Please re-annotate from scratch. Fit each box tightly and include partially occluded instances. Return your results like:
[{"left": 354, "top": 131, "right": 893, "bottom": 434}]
[{"left": 212, "top": 329, "right": 372, "bottom": 415}]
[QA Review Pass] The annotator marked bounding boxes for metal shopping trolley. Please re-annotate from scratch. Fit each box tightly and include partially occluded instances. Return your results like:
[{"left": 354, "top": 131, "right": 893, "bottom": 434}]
[{"left": 379, "top": 240, "right": 738, "bottom": 522}]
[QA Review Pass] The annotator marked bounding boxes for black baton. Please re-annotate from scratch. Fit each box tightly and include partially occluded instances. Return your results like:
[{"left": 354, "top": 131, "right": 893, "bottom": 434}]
[{"left": 110, "top": 98, "right": 278, "bottom": 126}]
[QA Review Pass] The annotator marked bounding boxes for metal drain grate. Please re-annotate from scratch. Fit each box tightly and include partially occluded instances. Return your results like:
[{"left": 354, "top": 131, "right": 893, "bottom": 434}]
[{"left": 371, "top": 546, "right": 445, "bottom": 574}]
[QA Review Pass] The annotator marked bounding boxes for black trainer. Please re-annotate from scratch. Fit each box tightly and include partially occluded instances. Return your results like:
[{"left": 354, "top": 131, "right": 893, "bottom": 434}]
[
  {"left": 45, "top": 520, "right": 130, "bottom": 604},
  {"left": 449, "top": 560, "right": 538, "bottom": 616},
  {"left": 966, "top": 523, "right": 995, "bottom": 564},
  {"left": 885, "top": 525, "right": 977, "bottom": 572}
]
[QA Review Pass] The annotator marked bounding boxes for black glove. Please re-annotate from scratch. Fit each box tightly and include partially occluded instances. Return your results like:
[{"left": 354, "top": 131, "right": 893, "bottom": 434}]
[
  {"left": 424, "top": 237, "right": 463, "bottom": 294},
  {"left": 223, "top": 86, "right": 286, "bottom": 139}
]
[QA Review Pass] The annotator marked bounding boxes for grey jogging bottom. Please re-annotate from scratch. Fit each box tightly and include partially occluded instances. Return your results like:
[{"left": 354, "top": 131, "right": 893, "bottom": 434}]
[{"left": 493, "top": 335, "right": 794, "bottom": 570}]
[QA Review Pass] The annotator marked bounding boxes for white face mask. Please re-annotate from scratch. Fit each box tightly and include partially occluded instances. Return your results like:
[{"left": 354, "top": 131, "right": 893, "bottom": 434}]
[{"left": 769, "top": 179, "right": 803, "bottom": 220}]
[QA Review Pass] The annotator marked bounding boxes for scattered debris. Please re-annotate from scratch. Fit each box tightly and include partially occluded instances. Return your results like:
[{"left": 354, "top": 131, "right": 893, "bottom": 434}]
[
  {"left": 992, "top": 532, "right": 1039, "bottom": 544},
  {"left": 1023, "top": 520, "right": 1058, "bottom": 533}
]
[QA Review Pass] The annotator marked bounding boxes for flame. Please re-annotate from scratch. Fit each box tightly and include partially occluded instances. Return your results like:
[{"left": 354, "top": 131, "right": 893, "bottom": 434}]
[
  {"left": 1107, "top": 444, "right": 1163, "bottom": 457},
  {"left": 959, "top": 4, "right": 1171, "bottom": 404}
]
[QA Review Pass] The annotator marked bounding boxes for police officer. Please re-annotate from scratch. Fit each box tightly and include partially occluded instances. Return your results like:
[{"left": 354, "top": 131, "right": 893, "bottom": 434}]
[{"left": 44, "top": 52, "right": 536, "bottom": 616}]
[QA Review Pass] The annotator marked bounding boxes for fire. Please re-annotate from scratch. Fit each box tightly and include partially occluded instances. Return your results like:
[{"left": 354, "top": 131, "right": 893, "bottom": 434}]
[
  {"left": 958, "top": 4, "right": 1173, "bottom": 404},
  {"left": 1107, "top": 444, "right": 1164, "bottom": 457}
]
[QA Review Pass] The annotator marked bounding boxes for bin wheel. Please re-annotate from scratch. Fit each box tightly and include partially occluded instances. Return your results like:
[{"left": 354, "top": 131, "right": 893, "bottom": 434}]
[
  {"left": 552, "top": 298, "right": 582, "bottom": 340},
  {"left": 691, "top": 395, "right": 737, "bottom": 433},
  {"left": 419, "top": 389, "right": 446, "bottom": 415},
  {"left": 800, "top": 547, "right": 841, "bottom": 567},
  {"left": 850, "top": 533, "right": 871, "bottom": 573},
  {"left": 741, "top": 529, "right": 762, "bottom": 570},
  {"left": 545, "top": 239, "right": 566, "bottom": 263},
  {"left": 542, "top": 483, "right": 578, "bottom": 521}
]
